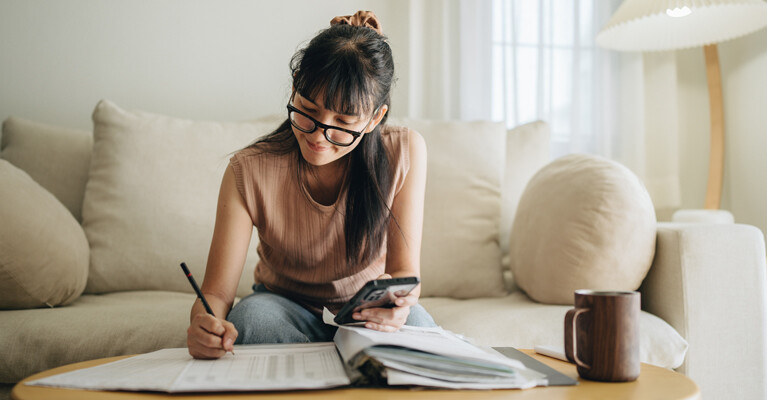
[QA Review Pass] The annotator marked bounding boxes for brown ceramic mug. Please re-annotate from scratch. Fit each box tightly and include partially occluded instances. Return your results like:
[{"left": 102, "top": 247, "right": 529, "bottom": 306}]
[{"left": 564, "top": 290, "right": 640, "bottom": 382}]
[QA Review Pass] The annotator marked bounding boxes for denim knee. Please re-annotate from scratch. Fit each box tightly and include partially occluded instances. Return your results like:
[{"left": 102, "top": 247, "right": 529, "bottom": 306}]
[
  {"left": 227, "top": 301, "right": 309, "bottom": 344},
  {"left": 226, "top": 285, "right": 336, "bottom": 344},
  {"left": 405, "top": 303, "right": 438, "bottom": 327}
]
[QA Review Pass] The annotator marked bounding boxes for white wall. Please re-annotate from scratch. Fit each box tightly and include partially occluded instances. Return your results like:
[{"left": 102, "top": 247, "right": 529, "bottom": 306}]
[
  {"left": 0, "top": 0, "right": 410, "bottom": 130},
  {"left": 677, "top": 28, "right": 767, "bottom": 237}
]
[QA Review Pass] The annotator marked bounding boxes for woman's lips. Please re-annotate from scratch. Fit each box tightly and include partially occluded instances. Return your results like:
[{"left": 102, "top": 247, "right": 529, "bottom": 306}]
[{"left": 307, "top": 141, "right": 329, "bottom": 152}]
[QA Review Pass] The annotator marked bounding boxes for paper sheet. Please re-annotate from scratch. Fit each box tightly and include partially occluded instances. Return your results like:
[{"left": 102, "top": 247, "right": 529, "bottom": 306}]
[
  {"left": 27, "top": 343, "right": 350, "bottom": 392},
  {"left": 175, "top": 343, "right": 350, "bottom": 391},
  {"left": 26, "top": 348, "right": 190, "bottom": 392}
]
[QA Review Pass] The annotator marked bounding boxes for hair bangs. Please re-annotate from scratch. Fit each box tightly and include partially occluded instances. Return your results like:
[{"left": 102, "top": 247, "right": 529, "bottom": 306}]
[{"left": 295, "top": 47, "right": 379, "bottom": 117}]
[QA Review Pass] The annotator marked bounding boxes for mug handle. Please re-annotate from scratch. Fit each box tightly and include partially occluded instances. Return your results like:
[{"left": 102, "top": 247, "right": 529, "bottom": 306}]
[{"left": 564, "top": 308, "right": 591, "bottom": 369}]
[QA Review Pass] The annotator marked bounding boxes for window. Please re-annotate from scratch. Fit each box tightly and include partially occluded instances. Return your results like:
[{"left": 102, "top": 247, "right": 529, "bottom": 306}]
[{"left": 492, "top": 0, "right": 621, "bottom": 158}]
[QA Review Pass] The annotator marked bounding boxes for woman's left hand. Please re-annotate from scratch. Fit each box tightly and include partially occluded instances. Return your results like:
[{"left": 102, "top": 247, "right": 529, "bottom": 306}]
[{"left": 352, "top": 273, "right": 418, "bottom": 332}]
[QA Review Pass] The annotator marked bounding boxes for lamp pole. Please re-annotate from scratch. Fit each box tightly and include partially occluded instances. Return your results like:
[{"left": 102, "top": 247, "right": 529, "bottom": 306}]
[{"left": 703, "top": 44, "right": 724, "bottom": 210}]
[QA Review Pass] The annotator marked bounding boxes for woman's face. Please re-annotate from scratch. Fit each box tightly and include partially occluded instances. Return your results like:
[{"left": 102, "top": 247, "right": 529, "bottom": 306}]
[{"left": 290, "top": 91, "right": 386, "bottom": 168}]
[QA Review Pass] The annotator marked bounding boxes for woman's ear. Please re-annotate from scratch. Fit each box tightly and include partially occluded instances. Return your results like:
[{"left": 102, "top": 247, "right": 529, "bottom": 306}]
[{"left": 367, "top": 104, "right": 389, "bottom": 132}]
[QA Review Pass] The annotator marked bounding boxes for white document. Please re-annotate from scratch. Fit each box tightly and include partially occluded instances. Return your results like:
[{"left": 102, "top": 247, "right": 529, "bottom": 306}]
[
  {"left": 26, "top": 348, "right": 191, "bottom": 392},
  {"left": 27, "top": 343, "right": 350, "bottom": 392}
]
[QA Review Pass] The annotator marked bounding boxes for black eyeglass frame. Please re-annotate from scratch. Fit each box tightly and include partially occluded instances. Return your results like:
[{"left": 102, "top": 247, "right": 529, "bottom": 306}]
[{"left": 286, "top": 103, "right": 380, "bottom": 147}]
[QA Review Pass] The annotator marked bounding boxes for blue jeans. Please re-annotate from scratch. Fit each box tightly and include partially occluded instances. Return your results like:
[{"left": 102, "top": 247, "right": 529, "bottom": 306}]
[{"left": 227, "top": 284, "right": 438, "bottom": 344}]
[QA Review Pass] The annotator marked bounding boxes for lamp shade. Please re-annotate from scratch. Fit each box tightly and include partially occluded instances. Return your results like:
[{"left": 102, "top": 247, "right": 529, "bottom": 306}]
[{"left": 596, "top": 0, "right": 767, "bottom": 51}]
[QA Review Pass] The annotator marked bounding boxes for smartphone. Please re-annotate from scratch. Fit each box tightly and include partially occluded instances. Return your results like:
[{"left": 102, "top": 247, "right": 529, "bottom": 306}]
[{"left": 334, "top": 277, "right": 421, "bottom": 325}]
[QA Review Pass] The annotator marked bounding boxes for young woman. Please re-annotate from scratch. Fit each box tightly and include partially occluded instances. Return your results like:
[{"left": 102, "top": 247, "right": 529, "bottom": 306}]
[{"left": 186, "top": 11, "right": 436, "bottom": 360}]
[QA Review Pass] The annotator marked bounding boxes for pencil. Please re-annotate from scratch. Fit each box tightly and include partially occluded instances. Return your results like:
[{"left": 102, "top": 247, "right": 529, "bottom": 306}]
[
  {"left": 179, "top": 262, "right": 234, "bottom": 355},
  {"left": 180, "top": 262, "right": 214, "bottom": 315}
]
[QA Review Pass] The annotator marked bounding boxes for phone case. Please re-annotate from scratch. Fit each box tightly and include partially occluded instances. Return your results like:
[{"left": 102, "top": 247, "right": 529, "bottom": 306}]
[{"left": 333, "top": 277, "right": 420, "bottom": 325}]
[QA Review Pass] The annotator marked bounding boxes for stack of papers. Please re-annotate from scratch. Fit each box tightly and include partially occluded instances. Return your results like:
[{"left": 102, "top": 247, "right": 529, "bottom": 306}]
[
  {"left": 27, "top": 310, "right": 547, "bottom": 392},
  {"left": 362, "top": 347, "right": 537, "bottom": 389}
]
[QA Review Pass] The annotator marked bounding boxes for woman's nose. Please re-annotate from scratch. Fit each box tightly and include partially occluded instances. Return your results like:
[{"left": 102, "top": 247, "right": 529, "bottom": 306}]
[{"left": 303, "top": 126, "right": 327, "bottom": 143}]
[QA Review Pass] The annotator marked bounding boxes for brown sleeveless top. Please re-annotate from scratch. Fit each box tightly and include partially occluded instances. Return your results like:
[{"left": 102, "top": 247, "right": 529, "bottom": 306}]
[{"left": 230, "top": 125, "right": 410, "bottom": 315}]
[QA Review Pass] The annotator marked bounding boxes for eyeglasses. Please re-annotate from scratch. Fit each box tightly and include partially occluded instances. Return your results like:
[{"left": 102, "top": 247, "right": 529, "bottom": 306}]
[{"left": 287, "top": 103, "right": 379, "bottom": 147}]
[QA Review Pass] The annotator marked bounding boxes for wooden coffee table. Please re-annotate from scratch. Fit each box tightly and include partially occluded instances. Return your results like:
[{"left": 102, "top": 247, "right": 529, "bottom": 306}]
[{"left": 12, "top": 349, "right": 700, "bottom": 399}]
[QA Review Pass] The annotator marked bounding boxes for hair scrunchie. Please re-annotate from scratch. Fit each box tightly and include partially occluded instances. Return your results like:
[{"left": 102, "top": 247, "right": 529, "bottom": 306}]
[{"left": 330, "top": 10, "right": 383, "bottom": 35}]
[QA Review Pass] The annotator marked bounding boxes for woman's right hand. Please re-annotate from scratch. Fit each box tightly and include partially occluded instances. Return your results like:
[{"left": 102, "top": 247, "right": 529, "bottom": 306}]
[{"left": 187, "top": 313, "right": 238, "bottom": 359}]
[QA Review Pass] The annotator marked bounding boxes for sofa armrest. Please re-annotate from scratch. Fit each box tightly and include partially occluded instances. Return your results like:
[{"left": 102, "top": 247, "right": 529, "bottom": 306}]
[{"left": 640, "top": 222, "right": 767, "bottom": 400}]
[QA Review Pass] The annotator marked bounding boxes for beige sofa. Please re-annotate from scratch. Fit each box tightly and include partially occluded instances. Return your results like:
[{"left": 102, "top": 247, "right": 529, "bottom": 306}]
[{"left": 1, "top": 100, "right": 765, "bottom": 400}]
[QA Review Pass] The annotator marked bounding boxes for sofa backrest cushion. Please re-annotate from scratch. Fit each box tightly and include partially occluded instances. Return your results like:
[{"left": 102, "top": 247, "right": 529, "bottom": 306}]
[
  {"left": 388, "top": 118, "right": 507, "bottom": 298},
  {"left": 1, "top": 117, "right": 92, "bottom": 222},
  {"left": 82, "top": 100, "right": 280, "bottom": 297},
  {"left": 509, "top": 154, "right": 657, "bottom": 304},
  {"left": 0, "top": 160, "right": 89, "bottom": 308},
  {"left": 500, "top": 120, "right": 551, "bottom": 268}
]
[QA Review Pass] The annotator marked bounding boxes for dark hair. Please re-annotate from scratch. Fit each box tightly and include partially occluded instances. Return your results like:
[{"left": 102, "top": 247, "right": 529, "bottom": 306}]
[{"left": 251, "top": 23, "right": 396, "bottom": 267}]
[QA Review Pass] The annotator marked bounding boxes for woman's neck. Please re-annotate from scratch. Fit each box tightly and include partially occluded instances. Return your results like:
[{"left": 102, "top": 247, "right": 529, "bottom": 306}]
[{"left": 303, "top": 155, "right": 350, "bottom": 206}]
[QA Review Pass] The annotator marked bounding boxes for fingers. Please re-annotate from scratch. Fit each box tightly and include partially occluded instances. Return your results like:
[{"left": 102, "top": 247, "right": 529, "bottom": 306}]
[
  {"left": 354, "top": 305, "right": 411, "bottom": 332},
  {"left": 221, "top": 321, "right": 238, "bottom": 353},
  {"left": 198, "top": 313, "right": 226, "bottom": 336},
  {"left": 393, "top": 293, "right": 418, "bottom": 308},
  {"left": 187, "top": 314, "right": 238, "bottom": 359},
  {"left": 363, "top": 321, "right": 399, "bottom": 332},
  {"left": 376, "top": 273, "right": 392, "bottom": 280}
]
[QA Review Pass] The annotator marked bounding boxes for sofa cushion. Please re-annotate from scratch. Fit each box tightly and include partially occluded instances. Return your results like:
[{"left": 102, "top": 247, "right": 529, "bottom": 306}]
[
  {"left": 388, "top": 118, "right": 506, "bottom": 298},
  {"left": 0, "top": 291, "right": 192, "bottom": 383},
  {"left": 0, "top": 117, "right": 92, "bottom": 222},
  {"left": 82, "top": 100, "right": 282, "bottom": 297},
  {"left": 420, "top": 292, "right": 688, "bottom": 369},
  {"left": 0, "top": 160, "right": 89, "bottom": 309},
  {"left": 509, "top": 154, "right": 656, "bottom": 304}
]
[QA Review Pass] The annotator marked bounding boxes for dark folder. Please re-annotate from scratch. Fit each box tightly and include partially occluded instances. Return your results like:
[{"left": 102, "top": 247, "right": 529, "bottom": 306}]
[{"left": 492, "top": 347, "right": 578, "bottom": 386}]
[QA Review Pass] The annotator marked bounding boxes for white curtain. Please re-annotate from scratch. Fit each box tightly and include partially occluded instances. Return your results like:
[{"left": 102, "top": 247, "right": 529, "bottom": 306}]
[
  {"left": 393, "top": 0, "right": 493, "bottom": 121},
  {"left": 491, "top": 0, "right": 623, "bottom": 156},
  {"left": 396, "top": 0, "right": 681, "bottom": 211}
]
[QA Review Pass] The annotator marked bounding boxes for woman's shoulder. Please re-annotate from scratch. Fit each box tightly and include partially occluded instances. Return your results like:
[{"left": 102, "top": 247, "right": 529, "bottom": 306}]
[
  {"left": 232, "top": 143, "right": 292, "bottom": 162},
  {"left": 382, "top": 123, "right": 417, "bottom": 137},
  {"left": 230, "top": 144, "right": 295, "bottom": 178},
  {"left": 381, "top": 124, "right": 425, "bottom": 158},
  {"left": 380, "top": 124, "right": 426, "bottom": 181},
  {"left": 381, "top": 124, "right": 424, "bottom": 149}
]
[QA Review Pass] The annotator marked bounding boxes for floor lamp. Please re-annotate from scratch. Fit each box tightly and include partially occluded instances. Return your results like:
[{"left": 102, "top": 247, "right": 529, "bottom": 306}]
[{"left": 595, "top": 0, "right": 767, "bottom": 211}]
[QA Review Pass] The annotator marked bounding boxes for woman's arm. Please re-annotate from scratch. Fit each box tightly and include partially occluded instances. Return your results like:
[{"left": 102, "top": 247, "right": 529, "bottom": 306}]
[
  {"left": 354, "top": 129, "right": 428, "bottom": 332},
  {"left": 187, "top": 164, "right": 253, "bottom": 358}
]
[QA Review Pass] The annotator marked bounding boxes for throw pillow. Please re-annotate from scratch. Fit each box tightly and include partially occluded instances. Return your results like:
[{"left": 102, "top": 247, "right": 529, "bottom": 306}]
[
  {"left": 509, "top": 154, "right": 656, "bottom": 304},
  {"left": 82, "top": 100, "right": 282, "bottom": 297},
  {"left": 1, "top": 117, "right": 92, "bottom": 222},
  {"left": 388, "top": 118, "right": 506, "bottom": 298},
  {"left": 0, "top": 160, "right": 89, "bottom": 309}
]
